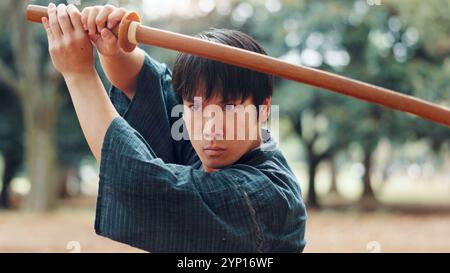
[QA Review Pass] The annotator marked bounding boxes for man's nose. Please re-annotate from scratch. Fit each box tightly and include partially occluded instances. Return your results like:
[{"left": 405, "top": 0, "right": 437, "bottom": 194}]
[{"left": 203, "top": 116, "right": 224, "bottom": 141}]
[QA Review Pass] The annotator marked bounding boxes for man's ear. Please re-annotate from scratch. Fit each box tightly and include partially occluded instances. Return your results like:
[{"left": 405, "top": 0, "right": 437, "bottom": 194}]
[{"left": 259, "top": 97, "right": 271, "bottom": 123}]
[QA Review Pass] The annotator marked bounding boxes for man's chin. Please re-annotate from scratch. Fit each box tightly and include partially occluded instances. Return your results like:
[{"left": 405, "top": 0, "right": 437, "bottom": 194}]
[{"left": 203, "top": 159, "right": 233, "bottom": 171}]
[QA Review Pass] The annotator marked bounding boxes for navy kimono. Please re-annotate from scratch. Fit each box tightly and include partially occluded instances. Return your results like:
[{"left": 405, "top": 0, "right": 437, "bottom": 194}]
[{"left": 95, "top": 52, "right": 307, "bottom": 253}]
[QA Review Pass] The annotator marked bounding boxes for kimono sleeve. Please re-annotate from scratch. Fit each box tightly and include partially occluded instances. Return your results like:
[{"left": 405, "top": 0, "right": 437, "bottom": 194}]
[{"left": 107, "top": 52, "right": 197, "bottom": 165}]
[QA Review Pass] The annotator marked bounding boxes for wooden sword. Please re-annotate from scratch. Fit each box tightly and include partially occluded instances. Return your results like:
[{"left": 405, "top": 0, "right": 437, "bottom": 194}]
[{"left": 26, "top": 4, "right": 450, "bottom": 128}]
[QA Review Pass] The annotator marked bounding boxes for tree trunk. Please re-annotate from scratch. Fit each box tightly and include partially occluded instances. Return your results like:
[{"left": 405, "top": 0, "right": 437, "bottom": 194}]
[
  {"left": 359, "top": 148, "right": 378, "bottom": 209},
  {"left": 23, "top": 84, "right": 58, "bottom": 211},
  {"left": 23, "top": 96, "right": 59, "bottom": 211},
  {"left": 307, "top": 157, "right": 320, "bottom": 208},
  {"left": 362, "top": 152, "right": 375, "bottom": 198},
  {"left": 3, "top": 0, "right": 62, "bottom": 211},
  {"left": 328, "top": 158, "right": 339, "bottom": 195},
  {"left": 1, "top": 148, "right": 22, "bottom": 208},
  {"left": 1, "top": 153, "right": 12, "bottom": 208}
]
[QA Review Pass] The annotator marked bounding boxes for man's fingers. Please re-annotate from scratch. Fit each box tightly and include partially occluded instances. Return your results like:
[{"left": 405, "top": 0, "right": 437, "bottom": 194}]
[
  {"left": 67, "top": 4, "right": 83, "bottom": 31},
  {"left": 56, "top": 4, "right": 73, "bottom": 35},
  {"left": 96, "top": 5, "right": 114, "bottom": 32},
  {"left": 100, "top": 28, "right": 117, "bottom": 44},
  {"left": 42, "top": 17, "right": 54, "bottom": 43},
  {"left": 87, "top": 6, "right": 101, "bottom": 36},
  {"left": 89, "top": 33, "right": 101, "bottom": 44},
  {"left": 81, "top": 8, "right": 90, "bottom": 31},
  {"left": 107, "top": 8, "right": 126, "bottom": 29},
  {"left": 48, "top": 3, "right": 63, "bottom": 39}
]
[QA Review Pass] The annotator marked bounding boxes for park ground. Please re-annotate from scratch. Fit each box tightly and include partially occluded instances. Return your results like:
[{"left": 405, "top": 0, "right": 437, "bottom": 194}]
[{"left": 1, "top": 196, "right": 450, "bottom": 253}]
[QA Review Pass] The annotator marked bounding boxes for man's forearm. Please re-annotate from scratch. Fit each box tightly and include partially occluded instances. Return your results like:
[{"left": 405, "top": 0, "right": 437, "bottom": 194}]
[
  {"left": 99, "top": 48, "right": 145, "bottom": 100},
  {"left": 64, "top": 70, "right": 119, "bottom": 162}
]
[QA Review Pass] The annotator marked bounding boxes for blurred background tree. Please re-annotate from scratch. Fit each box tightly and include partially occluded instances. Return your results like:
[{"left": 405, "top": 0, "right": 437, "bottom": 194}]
[
  {"left": 0, "top": 0, "right": 95, "bottom": 210},
  {"left": 0, "top": 0, "right": 63, "bottom": 211}
]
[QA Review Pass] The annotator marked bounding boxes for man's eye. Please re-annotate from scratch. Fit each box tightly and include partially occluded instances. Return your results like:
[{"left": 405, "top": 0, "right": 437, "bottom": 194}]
[
  {"left": 225, "top": 104, "right": 236, "bottom": 111},
  {"left": 190, "top": 104, "right": 202, "bottom": 112}
]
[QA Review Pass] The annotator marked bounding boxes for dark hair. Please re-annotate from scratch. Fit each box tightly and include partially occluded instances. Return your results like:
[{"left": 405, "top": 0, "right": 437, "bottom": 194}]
[{"left": 172, "top": 28, "right": 274, "bottom": 107}]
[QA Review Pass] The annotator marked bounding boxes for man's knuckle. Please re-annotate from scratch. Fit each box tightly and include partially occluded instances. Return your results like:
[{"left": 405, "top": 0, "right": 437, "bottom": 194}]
[
  {"left": 104, "top": 5, "right": 114, "bottom": 11},
  {"left": 58, "top": 12, "right": 69, "bottom": 20},
  {"left": 68, "top": 9, "right": 80, "bottom": 18},
  {"left": 82, "top": 7, "right": 91, "bottom": 15},
  {"left": 66, "top": 4, "right": 76, "bottom": 11}
]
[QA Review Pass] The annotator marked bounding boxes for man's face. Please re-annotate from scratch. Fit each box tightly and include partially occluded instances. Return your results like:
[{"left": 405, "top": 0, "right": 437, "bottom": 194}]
[{"left": 183, "top": 94, "right": 269, "bottom": 173}]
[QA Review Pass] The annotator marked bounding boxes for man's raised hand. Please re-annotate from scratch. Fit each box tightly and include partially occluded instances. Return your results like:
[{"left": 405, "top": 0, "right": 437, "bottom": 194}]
[
  {"left": 81, "top": 5, "right": 128, "bottom": 57},
  {"left": 42, "top": 3, "right": 95, "bottom": 79}
]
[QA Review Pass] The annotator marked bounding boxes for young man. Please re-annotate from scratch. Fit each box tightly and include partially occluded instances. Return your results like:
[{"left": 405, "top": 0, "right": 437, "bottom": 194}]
[{"left": 42, "top": 3, "right": 307, "bottom": 253}]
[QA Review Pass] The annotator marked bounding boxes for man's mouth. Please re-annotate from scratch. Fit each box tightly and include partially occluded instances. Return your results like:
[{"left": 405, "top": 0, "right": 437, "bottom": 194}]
[{"left": 202, "top": 147, "right": 226, "bottom": 156}]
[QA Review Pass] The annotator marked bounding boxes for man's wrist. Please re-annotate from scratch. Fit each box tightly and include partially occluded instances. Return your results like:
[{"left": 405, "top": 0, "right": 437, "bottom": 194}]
[
  {"left": 99, "top": 48, "right": 134, "bottom": 62},
  {"left": 63, "top": 68, "right": 99, "bottom": 85}
]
